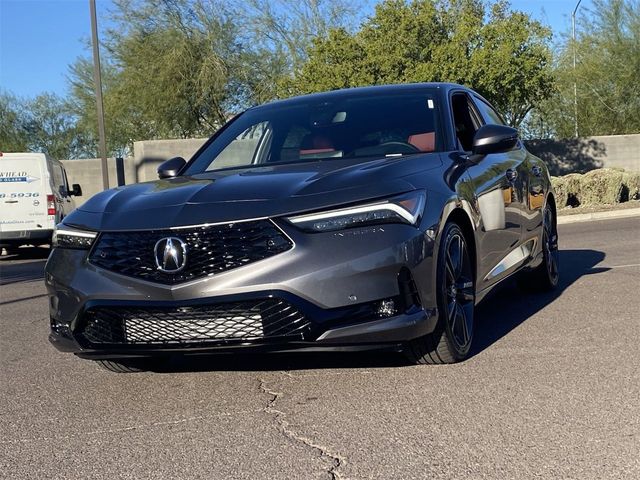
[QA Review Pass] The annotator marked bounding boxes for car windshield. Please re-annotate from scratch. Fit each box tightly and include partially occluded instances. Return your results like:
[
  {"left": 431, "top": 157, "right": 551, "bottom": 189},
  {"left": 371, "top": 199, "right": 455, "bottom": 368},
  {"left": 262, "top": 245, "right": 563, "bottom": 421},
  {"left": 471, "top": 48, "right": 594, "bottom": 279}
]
[{"left": 184, "top": 91, "right": 439, "bottom": 174}]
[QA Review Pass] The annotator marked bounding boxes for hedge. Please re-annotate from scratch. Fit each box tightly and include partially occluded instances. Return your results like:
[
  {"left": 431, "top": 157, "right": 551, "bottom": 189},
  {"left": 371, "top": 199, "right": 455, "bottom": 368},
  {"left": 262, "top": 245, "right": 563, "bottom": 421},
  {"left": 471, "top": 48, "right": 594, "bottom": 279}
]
[{"left": 551, "top": 168, "right": 640, "bottom": 208}]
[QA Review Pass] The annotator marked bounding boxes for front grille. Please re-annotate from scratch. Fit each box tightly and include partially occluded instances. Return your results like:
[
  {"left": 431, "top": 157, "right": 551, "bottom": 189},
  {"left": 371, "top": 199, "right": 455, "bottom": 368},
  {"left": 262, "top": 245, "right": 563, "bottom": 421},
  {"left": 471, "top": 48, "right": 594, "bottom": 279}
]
[
  {"left": 89, "top": 220, "right": 292, "bottom": 284},
  {"left": 78, "top": 299, "right": 311, "bottom": 346}
]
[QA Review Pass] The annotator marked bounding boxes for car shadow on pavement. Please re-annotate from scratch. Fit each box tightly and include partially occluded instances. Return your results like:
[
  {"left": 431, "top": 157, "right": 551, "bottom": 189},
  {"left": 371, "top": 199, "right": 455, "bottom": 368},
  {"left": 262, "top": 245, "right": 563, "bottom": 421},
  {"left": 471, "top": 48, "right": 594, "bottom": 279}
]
[
  {"left": 470, "top": 248, "right": 607, "bottom": 359},
  {"left": 151, "top": 248, "right": 607, "bottom": 373},
  {"left": 152, "top": 350, "right": 408, "bottom": 373},
  {"left": 0, "top": 247, "right": 50, "bottom": 286},
  {"left": 0, "top": 246, "right": 51, "bottom": 260}
]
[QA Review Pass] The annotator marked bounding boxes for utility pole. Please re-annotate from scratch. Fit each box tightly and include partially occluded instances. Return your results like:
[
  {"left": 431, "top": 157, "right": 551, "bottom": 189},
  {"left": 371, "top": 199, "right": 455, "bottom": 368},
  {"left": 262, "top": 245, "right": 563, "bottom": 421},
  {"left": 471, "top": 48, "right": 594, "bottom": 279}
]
[
  {"left": 89, "top": 0, "right": 110, "bottom": 190},
  {"left": 572, "top": 0, "right": 583, "bottom": 138}
]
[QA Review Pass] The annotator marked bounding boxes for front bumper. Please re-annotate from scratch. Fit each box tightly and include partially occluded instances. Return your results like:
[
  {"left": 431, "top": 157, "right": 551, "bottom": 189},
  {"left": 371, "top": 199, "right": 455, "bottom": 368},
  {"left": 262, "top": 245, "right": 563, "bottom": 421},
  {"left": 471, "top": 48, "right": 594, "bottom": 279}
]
[
  {"left": 49, "top": 302, "right": 437, "bottom": 359},
  {"left": 45, "top": 222, "right": 438, "bottom": 359}
]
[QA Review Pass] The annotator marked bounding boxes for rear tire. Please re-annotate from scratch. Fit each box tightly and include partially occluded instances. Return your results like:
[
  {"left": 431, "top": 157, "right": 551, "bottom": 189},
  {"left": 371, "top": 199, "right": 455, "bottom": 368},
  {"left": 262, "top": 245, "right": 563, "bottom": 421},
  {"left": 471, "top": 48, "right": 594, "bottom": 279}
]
[
  {"left": 95, "top": 359, "right": 148, "bottom": 373},
  {"left": 519, "top": 204, "right": 559, "bottom": 292},
  {"left": 404, "top": 222, "right": 475, "bottom": 365}
]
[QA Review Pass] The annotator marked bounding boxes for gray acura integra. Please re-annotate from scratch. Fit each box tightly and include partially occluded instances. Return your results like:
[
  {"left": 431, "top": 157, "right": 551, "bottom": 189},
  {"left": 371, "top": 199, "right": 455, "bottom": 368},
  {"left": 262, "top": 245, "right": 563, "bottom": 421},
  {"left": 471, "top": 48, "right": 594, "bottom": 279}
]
[{"left": 46, "top": 83, "right": 559, "bottom": 372}]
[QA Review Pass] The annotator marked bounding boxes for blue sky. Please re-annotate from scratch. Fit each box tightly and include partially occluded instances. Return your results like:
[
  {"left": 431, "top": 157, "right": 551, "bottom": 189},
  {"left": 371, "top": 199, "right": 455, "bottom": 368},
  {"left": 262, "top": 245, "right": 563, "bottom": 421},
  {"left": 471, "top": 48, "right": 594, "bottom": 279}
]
[{"left": 0, "top": 0, "right": 593, "bottom": 99}]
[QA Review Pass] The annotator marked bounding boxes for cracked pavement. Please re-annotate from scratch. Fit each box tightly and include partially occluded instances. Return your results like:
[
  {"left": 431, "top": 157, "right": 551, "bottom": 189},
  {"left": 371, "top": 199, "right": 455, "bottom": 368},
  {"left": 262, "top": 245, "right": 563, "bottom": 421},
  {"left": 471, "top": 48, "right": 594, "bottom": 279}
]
[{"left": 1, "top": 217, "right": 639, "bottom": 479}]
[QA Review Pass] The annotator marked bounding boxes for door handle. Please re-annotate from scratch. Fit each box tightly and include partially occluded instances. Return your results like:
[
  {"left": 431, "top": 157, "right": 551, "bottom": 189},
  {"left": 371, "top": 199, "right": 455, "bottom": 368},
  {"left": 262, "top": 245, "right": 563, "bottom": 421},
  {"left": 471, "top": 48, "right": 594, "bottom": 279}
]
[{"left": 505, "top": 169, "right": 518, "bottom": 182}]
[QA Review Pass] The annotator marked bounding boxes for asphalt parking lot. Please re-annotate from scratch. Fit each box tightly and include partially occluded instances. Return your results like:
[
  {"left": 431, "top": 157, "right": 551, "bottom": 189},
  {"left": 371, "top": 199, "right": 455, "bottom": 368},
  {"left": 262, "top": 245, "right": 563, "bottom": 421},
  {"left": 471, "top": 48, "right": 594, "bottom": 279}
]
[{"left": 1, "top": 217, "right": 639, "bottom": 479}]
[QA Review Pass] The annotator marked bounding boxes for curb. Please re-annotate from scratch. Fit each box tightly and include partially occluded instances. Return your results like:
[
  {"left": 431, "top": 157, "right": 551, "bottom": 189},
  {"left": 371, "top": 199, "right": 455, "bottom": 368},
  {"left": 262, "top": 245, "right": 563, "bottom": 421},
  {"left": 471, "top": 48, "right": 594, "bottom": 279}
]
[{"left": 557, "top": 207, "right": 640, "bottom": 225}]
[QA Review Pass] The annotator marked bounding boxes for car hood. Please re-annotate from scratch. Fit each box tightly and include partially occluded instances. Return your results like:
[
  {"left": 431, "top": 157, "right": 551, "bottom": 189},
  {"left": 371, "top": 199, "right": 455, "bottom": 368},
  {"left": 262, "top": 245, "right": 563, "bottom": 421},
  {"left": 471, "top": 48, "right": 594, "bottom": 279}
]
[{"left": 67, "top": 154, "right": 442, "bottom": 231}]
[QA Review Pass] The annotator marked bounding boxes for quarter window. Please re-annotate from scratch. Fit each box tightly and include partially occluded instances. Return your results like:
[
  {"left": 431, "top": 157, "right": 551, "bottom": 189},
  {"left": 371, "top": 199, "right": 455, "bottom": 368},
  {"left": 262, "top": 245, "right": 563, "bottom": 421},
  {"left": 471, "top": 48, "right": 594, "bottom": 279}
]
[
  {"left": 451, "top": 93, "right": 481, "bottom": 152},
  {"left": 208, "top": 121, "right": 272, "bottom": 170},
  {"left": 474, "top": 97, "right": 505, "bottom": 126}
]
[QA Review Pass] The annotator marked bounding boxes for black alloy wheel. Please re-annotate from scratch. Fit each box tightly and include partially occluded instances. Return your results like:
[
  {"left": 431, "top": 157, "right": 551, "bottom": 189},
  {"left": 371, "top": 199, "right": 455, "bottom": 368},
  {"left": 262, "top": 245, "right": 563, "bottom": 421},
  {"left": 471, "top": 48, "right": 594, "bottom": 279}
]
[
  {"left": 405, "top": 222, "right": 475, "bottom": 364},
  {"left": 541, "top": 206, "right": 560, "bottom": 288},
  {"left": 442, "top": 227, "right": 475, "bottom": 354},
  {"left": 519, "top": 203, "right": 560, "bottom": 292}
]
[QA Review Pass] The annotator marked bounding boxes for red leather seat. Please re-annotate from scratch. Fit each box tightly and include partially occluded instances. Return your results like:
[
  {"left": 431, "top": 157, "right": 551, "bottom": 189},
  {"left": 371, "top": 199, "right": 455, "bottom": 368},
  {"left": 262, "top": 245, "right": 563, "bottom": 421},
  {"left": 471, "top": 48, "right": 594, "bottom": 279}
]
[
  {"left": 407, "top": 132, "right": 435, "bottom": 152},
  {"left": 300, "top": 134, "right": 336, "bottom": 156}
]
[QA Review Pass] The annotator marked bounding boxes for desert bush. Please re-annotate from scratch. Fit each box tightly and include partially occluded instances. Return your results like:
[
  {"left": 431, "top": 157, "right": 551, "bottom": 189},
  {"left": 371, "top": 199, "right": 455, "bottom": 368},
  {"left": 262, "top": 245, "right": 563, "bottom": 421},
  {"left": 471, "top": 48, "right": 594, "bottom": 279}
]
[
  {"left": 551, "top": 168, "right": 639, "bottom": 208},
  {"left": 563, "top": 173, "right": 584, "bottom": 207},
  {"left": 577, "top": 169, "right": 625, "bottom": 205},
  {"left": 551, "top": 176, "right": 568, "bottom": 208},
  {"left": 622, "top": 171, "right": 640, "bottom": 201}
]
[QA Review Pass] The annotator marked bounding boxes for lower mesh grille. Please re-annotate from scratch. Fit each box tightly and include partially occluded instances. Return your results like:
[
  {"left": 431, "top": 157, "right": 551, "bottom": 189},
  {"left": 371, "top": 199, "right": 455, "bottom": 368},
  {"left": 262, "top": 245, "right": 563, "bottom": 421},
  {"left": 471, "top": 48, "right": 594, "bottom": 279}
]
[{"left": 78, "top": 299, "right": 311, "bottom": 346}]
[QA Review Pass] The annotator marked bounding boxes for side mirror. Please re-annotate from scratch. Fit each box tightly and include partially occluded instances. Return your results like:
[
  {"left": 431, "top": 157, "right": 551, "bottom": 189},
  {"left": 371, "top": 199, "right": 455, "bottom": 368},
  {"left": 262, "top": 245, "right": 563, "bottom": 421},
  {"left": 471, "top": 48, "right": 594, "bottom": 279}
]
[
  {"left": 157, "top": 157, "right": 186, "bottom": 179},
  {"left": 472, "top": 124, "right": 519, "bottom": 156},
  {"left": 70, "top": 183, "right": 82, "bottom": 196}
]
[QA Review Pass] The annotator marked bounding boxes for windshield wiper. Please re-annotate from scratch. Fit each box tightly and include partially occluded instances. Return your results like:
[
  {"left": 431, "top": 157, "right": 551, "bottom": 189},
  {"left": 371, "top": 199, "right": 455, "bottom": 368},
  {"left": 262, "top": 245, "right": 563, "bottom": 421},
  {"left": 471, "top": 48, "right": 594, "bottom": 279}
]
[{"left": 384, "top": 152, "right": 423, "bottom": 158}]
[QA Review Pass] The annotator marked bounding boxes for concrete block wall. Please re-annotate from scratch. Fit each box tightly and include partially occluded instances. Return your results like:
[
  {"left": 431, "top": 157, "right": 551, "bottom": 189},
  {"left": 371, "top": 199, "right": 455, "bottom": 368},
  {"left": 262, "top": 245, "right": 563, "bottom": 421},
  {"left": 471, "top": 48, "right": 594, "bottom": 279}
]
[
  {"left": 60, "top": 157, "right": 136, "bottom": 205},
  {"left": 133, "top": 138, "right": 208, "bottom": 183},
  {"left": 62, "top": 134, "right": 639, "bottom": 207},
  {"left": 524, "top": 134, "right": 640, "bottom": 176},
  {"left": 593, "top": 134, "right": 640, "bottom": 172},
  {"left": 62, "top": 140, "right": 208, "bottom": 206}
]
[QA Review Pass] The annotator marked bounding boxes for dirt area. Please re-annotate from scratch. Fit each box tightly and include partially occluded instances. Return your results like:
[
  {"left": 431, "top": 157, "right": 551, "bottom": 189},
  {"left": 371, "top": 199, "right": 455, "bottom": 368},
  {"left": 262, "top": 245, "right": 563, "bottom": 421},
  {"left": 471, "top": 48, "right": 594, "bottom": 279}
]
[{"left": 558, "top": 199, "right": 640, "bottom": 216}]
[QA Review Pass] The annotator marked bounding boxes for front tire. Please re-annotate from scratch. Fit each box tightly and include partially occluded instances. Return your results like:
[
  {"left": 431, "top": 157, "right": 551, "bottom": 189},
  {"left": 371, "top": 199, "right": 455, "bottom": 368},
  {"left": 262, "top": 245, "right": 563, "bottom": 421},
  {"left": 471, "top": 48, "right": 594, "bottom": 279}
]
[{"left": 405, "top": 222, "right": 475, "bottom": 364}]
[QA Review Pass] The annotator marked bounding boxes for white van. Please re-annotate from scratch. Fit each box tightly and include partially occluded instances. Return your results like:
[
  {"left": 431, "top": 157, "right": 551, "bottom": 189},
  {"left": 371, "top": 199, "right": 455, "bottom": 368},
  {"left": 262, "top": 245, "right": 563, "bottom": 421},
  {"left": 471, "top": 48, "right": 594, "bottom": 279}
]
[{"left": 0, "top": 152, "right": 82, "bottom": 250}]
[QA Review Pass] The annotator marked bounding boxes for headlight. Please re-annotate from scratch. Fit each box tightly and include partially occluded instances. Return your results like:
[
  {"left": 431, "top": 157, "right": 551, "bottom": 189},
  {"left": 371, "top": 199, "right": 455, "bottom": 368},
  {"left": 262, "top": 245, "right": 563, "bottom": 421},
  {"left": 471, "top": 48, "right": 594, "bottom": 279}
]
[
  {"left": 287, "top": 191, "right": 426, "bottom": 233},
  {"left": 52, "top": 224, "right": 97, "bottom": 249}
]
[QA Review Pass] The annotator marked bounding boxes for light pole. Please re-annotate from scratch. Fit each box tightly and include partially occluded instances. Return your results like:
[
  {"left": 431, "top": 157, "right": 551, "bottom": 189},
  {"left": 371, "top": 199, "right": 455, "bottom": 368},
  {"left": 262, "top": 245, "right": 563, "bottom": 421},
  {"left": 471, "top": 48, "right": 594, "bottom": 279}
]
[
  {"left": 89, "top": 0, "right": 110, "bottom": 190},
  {"left": 572, "top": 0, "right": 583, "bottom": 138}
]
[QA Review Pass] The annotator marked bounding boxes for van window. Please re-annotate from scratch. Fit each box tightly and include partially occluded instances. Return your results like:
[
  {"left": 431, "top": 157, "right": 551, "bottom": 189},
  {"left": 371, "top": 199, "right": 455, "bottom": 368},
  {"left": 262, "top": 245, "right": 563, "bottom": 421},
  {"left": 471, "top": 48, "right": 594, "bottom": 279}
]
[
  {"left": 62, "top": 167, "right": 70, "bottom": 190},
  {"left": 52, "top": 165, "right": 66, "bottom": 191}
]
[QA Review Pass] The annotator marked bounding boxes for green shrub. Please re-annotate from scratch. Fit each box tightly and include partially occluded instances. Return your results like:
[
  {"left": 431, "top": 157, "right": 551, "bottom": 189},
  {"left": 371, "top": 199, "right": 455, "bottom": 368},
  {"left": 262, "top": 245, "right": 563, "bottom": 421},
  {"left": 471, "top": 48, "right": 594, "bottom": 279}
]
[
  {"left": 622, "top": 171, "right": 640, "bottom": 201},
  {"left": 562, "top": 173, "right": 584, "bottom": 206},
  {"left": 577, "top": 168, "right": 625, "bottom": 205},
  {"left": 552, "top": 168, "right": 640, "bottom": 208},
  {"left": 551, "top": 176, "right": 568, "bottom": 208}
]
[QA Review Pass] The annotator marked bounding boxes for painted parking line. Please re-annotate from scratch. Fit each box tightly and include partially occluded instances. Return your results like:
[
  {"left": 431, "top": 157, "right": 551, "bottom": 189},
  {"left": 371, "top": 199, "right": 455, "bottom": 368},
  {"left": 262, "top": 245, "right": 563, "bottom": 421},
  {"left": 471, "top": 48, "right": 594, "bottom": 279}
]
[{"left": 598, "top": 263, "right": 640, "bottom": 269}]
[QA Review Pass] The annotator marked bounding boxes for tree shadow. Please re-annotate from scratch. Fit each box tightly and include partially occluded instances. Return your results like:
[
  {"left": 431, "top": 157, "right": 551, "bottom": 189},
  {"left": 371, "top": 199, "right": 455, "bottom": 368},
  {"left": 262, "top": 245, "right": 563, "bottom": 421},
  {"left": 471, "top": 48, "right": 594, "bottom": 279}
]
[
  {"left": 524, "top": 138, "right": 606, "bottom": 175},
  {"left": 150, "top": 248, "right": 607, "bottom": 373}
]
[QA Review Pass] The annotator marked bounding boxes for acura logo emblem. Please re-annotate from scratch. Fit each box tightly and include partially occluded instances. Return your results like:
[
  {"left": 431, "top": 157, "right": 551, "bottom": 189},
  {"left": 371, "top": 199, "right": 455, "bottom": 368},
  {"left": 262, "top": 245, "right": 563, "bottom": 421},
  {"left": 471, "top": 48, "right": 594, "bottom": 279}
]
[{"left": 154, "top": 237, "right": 187, "bottom": 273}]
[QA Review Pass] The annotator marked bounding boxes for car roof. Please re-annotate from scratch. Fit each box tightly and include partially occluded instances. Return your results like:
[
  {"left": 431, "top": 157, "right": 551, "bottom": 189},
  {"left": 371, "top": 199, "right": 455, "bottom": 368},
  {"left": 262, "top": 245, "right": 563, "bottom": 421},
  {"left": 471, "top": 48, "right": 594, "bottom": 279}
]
[{"left": 253, "top": 82, "right": 470, "bottom": 110}]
